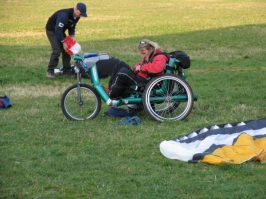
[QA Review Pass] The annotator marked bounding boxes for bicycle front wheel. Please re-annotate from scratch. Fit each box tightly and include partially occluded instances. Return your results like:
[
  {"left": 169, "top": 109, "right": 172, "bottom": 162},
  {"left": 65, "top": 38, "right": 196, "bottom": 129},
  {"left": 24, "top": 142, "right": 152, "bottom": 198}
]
[{"left": 61, "top": 84, "right": 101, "bottom": 121}]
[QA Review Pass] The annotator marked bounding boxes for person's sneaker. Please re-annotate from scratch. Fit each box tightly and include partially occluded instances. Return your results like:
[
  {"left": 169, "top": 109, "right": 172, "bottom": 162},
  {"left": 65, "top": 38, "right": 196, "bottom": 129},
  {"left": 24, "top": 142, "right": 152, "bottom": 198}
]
[
  {"left": 127, "top": 104, "right": 143, "bottom": 111},
  {"left": 46, "top": 72, "right": 55, "bottom": 79}
]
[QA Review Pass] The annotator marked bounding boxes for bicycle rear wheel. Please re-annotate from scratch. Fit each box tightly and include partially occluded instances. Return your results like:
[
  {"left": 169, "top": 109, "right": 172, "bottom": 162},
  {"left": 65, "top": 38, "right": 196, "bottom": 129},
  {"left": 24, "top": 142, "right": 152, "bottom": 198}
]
[
  {"left": 143, "top": 74, "right": 194, "bottom": 122},
  {"left": 61, "top": 84, "right": 101, "bottom": 120}
]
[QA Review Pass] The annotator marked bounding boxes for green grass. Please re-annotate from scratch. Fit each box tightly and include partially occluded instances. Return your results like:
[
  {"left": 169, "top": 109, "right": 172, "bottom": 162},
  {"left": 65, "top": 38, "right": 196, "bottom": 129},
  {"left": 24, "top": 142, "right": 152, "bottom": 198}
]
[{"left": 1, "top": 0, "right": 266, "bottom": 198}]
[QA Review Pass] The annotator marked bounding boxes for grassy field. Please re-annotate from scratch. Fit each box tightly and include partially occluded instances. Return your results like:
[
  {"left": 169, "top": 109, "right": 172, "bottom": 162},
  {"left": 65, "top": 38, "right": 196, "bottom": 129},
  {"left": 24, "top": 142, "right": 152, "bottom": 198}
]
[{"left": 1, "top": 0, "right": 266, "bottom": 198}]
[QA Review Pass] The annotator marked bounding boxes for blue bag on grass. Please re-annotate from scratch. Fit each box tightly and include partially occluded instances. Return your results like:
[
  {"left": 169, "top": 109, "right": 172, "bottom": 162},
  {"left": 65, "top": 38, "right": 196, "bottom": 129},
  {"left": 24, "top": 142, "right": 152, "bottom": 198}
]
[
  {"left": 0, "top": 95, "right": 12, "bottom": 109},
  {"left": 104, "top": 107, "right": 136, "bottom": 117}
]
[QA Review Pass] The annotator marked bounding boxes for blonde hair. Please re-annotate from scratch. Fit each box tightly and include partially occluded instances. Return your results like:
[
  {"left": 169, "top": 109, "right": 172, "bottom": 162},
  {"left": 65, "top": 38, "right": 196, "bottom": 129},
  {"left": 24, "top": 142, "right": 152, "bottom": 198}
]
[{"left": 138, "top": 39, "right": 160, "bottom": 51}]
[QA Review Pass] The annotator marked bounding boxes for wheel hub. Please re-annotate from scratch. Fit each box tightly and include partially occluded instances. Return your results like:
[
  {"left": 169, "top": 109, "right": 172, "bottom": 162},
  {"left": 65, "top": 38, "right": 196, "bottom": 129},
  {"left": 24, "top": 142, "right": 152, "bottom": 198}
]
[{"left": 166, "top": 95, "right": 171, "bottom": 102}]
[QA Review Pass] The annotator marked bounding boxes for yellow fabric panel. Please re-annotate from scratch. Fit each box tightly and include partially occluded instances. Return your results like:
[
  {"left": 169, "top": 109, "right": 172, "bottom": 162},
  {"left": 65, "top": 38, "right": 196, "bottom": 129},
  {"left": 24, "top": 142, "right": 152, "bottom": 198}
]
[
  {"left": 254, "top": 137, "right": 266, "bottom": 163},
  {"left": 254, "top": 137, "right": 266, "bottom": 150},
  {"left": 200, "top": 134, "right": 266, "bottom": 165},
  {"left": 234, "top": 133, "right": 257, "bottom": 146},
  {"left": 199, "top": 154, "right": 230, "bottom": 164}
]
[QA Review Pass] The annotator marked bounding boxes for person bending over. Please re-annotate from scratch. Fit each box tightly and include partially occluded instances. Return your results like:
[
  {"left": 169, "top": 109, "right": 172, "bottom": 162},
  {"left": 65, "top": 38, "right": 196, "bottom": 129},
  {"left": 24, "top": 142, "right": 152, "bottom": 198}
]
[{"left": 45, "top": 2, "right": 87, "bottom": 79}]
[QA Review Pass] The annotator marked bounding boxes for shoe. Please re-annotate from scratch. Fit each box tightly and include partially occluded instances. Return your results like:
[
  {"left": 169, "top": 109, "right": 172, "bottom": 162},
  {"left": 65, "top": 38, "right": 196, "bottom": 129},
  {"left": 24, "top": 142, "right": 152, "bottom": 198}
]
[
  {"left": 127, "top": 104, "right": 138, "bottom": 110},
  {"left": 46, "top": 72, "right": 55, "bottom": 79},
  {"left": 127, "top": 104, "right": 143, "bottom": 111}
]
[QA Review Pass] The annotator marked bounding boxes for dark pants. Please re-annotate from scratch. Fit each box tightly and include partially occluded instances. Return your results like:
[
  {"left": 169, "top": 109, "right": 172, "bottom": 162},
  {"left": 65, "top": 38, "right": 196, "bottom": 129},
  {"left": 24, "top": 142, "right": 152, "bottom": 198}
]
[
  {"left": 96, "top": 58, "right": 120, "bottom": 78},
  {"left": 46, "top": 30, "right": 71, "bottom": 74},
  {"left": 108, "top": 61, "right": 148, "bottom": 98}
]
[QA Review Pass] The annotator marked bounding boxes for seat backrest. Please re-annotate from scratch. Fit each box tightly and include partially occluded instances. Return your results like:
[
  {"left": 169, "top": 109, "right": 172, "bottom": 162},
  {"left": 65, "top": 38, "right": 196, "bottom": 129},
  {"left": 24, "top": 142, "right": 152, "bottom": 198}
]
[{"left": 164, "top": 58, "right": 176, "bottom": 74}]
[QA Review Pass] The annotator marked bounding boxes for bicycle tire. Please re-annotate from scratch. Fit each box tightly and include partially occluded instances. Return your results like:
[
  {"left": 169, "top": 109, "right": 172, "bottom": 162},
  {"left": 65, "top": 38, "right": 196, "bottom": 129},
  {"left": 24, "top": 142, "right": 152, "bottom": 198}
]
[
  {"left": 61, "top": 84, "right": 101, "bottom": 121},
  {"left": 143, "top": 74, "right": 194, "bottom": 122}
]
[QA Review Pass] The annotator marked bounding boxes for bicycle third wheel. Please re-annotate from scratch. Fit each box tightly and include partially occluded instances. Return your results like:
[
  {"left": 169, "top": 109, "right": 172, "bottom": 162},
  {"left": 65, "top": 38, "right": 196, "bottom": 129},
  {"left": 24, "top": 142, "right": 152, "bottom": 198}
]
[
  {"left": 143, "top": 74, "right": 194, "bottom": 122},
  {"left": 61, "top": 84, "right": 101, "bottom": 121}
]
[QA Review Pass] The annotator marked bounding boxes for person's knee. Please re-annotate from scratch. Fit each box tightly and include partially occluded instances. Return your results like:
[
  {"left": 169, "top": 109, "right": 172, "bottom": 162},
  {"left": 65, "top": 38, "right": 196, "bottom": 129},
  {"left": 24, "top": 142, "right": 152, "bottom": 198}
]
[
  {"left": 115, "top": 61, "right": 130, "bottom": 71},
  {"left": 118, "top": 67, "right": 131, "bottom": 74},
  {"left": 62, "top": 53, "right": 71, "bottom": 59},
  {"left": 52, "top": 49, "right": 61, "bottom": 57}
]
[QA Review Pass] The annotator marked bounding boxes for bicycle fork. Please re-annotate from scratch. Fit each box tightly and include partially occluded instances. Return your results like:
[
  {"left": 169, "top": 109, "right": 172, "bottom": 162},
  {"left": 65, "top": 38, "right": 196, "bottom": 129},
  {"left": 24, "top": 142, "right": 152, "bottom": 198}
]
[{"left": 74, "top": 65, "right": 83, "bottom": 105}]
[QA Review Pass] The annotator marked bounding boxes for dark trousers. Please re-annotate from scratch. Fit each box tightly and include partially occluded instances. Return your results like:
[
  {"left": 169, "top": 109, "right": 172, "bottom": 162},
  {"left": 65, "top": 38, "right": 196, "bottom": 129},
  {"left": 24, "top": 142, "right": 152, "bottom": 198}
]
[
  {"left": 109, "top": 61, "right": 147, "bottom": 98},
  {"left": 46, "top": 30, "right": 71, "bottom": 74}
]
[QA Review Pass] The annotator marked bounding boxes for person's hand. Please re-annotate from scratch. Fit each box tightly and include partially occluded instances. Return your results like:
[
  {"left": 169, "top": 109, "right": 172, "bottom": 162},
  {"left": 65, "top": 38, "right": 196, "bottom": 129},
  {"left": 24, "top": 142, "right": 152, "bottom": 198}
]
[
  {"left": 63, "top": 42, "right": 68, "bottom": 51},
  {"left": 135, "top": 64, "right": 141, "bottom": 71}
]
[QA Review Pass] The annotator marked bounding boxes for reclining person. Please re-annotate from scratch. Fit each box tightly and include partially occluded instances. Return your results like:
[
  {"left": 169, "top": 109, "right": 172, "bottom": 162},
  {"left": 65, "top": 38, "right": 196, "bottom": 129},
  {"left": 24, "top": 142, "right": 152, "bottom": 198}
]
[{"left": 105, "top": 39, "right": 169, "bottom": 99}]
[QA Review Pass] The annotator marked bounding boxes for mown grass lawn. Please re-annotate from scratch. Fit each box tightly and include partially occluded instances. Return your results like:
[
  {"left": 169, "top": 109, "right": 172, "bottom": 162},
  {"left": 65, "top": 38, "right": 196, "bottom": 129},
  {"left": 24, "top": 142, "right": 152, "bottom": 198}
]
[{"left": 1, "top": 0, "right": 266, "bottom": 198}]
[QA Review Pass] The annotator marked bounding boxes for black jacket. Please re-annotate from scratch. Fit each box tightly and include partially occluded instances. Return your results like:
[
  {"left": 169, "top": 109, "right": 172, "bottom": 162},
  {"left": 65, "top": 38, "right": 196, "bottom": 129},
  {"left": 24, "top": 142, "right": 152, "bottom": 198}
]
[{"left": 46, "top": 8, "right": 80, "bottom": 43}]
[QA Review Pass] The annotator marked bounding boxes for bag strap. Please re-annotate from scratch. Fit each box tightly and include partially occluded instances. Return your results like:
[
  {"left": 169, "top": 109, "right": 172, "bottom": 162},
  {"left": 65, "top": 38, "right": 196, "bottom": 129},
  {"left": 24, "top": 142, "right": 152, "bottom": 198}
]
[
  {"left": 149, "top": 52, "right": 170, "bottom": 63},
  {"left": 115, "top": 116, "right": 142, "bottom": 126}
]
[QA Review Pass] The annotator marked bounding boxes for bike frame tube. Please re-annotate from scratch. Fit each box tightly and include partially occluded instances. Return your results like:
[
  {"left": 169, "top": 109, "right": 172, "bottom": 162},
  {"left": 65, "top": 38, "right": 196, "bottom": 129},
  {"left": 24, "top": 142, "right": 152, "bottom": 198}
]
[
  {"left": 112, "top": 94, "right": 197, "bottom": 107},
  {"left": 88, "top": 64, "right": 110, "bottom": 101},
  {"left": 121, "top": 95, "right": 190, "bottom": 103}
]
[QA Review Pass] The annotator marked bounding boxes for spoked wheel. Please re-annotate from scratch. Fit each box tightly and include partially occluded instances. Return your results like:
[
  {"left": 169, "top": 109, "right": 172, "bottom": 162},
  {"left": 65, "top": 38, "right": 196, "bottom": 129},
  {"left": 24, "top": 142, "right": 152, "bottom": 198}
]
[
  {"left": 61, "top": 84, "right": 101, "bottom": 121},
  {"left": 143, "top": 74, "right": 194, "bottom": 122}
]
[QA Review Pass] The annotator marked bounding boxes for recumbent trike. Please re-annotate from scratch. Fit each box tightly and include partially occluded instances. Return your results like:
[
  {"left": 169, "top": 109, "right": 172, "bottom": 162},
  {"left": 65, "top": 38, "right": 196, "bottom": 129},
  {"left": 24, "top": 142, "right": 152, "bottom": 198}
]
[{"left": 60, "top": 52, "right": 197, "bottom": 122}]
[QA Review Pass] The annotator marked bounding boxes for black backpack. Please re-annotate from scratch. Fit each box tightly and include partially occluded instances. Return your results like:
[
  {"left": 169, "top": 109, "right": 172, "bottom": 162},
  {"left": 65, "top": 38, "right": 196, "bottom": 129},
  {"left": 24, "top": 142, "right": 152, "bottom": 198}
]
[
  {"left": 168, "top": 51, "right": 190, "bottom": 69},
  {"left": 153, "top": 51, "right": 191, "bottom": 69}
]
